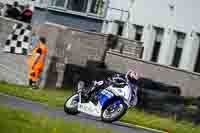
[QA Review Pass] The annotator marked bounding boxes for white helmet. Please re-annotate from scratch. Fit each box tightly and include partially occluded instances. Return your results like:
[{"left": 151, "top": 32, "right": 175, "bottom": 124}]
[{"left": 126, "top": 70, "right": 139, "bottom": 84}]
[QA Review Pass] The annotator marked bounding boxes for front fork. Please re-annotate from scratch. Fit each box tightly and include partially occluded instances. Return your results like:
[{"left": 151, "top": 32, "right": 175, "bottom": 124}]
[
  {"left": 77, "top": 81, "right": 85, "bottom": 103},
  {"left": 78, "top": 91, "right": 82, "bottom": 103},
  {"left": 77, "top": 81, "right": 98, "bottom": 104}
]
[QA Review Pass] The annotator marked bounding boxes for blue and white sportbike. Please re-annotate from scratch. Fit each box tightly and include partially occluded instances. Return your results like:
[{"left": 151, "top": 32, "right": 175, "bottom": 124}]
[{"left": 64, "top": 75, "right": 138, "bottom": 123}]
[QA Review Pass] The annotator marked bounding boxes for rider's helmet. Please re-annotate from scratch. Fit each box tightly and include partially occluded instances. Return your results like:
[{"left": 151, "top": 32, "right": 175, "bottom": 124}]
[{"left": 125, "top": 70, "right": 139, "bottom": 84}]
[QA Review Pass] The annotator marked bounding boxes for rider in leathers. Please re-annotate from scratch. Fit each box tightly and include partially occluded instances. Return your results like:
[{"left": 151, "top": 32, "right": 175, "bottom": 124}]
[{"left": 87, "top": 70, "right": 139, "bottom": 106}]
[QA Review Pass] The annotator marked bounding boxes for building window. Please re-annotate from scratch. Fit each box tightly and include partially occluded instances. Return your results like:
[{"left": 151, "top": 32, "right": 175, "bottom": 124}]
[
  {"left": 52, "top": 0, "right": 66, "bottom": 8},
  {"left": 171, "top": 32, "right": 186, "bottom": 67},
  {"left": 194, "top": 49, "right": 200, "bottom": 73},
  {"left": 117, "top": 23, "right": 124, "bottom": 36},
  {"left": 151, "top": 28, "right": 164, "bottom": 62},
  {"left": 51, "top": 0, "right": 105, "bottom": 16},
  {"left": 90, "top": 0, "right": 105, "bottom": 15},
  {"left": 134, "top": 25, "right": 143, "bottom": 41},
  {"left": 67, "top": 0, "right": 88, "bottom": 12},
  {"left": 194, "top": 37, "right": 200, "bottom": 73},
  {"left": 172, "top": 47, "right": 183, "bottom": 67},
  {"left": 151, "top": 42, "right": 161, "bottom": 62}
]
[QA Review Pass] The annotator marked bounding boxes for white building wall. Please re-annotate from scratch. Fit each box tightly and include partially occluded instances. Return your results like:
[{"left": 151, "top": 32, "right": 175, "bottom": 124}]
[
  {"left": 107, "top": 21, "right": 119, "bottom": 35},
  {"left": 130, "top": 0, "right": 200, "bottom": 33},
  {"left": 158, "top": 28, "right": 177, "bottom": 65},
  {"left": 106, "top": 0, "right": 129, "bottom": 21},
  {"left": 121, "top": 0, "right": 200, "bottom": 72},
  {"left": 103, "top": 0, "right": 129, "bottom": 34},
  {"left": 142, "top": 24, "right": 156, "bottom": 61},
  {"left": 122, "top": 23, "right": 136, "bottom": 40},
  {"left": 179, "top": 32, "right": 200, "bottom": 71}
]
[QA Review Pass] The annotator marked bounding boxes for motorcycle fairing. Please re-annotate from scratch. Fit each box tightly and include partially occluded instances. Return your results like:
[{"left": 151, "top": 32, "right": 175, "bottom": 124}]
[
  {"left": 97, "top": 89, "right": 115, "bottom": 106},
  {"left": 78, "top": 101, "right": 102, "bottom": 117},
  {"left": 106, "top": 85, "right": 132, "bottom": 106},
  {"left": 77, "top": 88, "right": 115, "bottom": 117}
]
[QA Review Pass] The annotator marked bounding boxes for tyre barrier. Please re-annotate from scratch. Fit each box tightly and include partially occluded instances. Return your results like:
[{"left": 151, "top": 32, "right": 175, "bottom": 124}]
[
  {"left": 138, "top": 88, "right": 200, "bottom": 124},
  {"left": 137, "top": 78, "right": 181, "bottom": 96}
]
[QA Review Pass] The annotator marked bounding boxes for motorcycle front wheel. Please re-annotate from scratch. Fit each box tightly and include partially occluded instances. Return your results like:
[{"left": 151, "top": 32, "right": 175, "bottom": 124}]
[
  {"left": 64, "top": 94, "right": 80, "bottom": 115},
  {"left": 101, "top": 99, "right": 127, "bottom": 123}
]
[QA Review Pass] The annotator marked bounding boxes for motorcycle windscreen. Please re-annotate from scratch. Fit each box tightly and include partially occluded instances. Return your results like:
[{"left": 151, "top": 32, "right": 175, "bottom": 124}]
[{"left": 97, "top": 89, "right": 114, "bottom": 106}]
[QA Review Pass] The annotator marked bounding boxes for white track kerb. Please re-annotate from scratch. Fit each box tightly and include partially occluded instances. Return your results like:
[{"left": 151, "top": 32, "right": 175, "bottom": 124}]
[{"left": 117, "top": 121, "right": 168, "bottom": 133}]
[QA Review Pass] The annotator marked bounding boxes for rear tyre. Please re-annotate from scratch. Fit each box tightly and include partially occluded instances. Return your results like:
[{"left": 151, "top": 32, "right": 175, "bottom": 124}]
[
  {"left": 101, "top": 99, "right": 127, "bottom": 123},
  {"left": 64, "top": 94, "right": 80, "bottom": 115}
]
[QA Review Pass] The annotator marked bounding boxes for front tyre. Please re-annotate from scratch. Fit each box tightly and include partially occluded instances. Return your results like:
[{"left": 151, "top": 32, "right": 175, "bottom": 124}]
[
  {"left": 101, "top": 99, "right": 127, "bottom": 123},
  {"left": 64, "top": 94, "right": 79, "bottom": 115}
]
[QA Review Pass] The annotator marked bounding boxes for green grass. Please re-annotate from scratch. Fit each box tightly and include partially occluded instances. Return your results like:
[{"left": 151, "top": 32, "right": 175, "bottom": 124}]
[
  {"left": 0, "top": 81, "right": 72, "bottom": 107},
  {"left": 122, "top": 109, "right": 200, "bottom": 133},
  {"left": 0, "top": 81, "right": 200, "bottom": 133},
  {"left": 0, "top": 105, "right": 116, "bottom": 133}
]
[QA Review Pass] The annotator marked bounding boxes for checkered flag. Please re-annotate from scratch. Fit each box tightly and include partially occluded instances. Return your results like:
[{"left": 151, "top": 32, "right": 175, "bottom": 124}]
[{"left": 3, "top": 23, "right": 32, "bottom": 55}]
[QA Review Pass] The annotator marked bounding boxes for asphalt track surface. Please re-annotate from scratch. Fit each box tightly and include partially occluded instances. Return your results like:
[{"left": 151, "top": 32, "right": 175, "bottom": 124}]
[{"left": 0, "top": 93, "right": 159, "bottom": 133}]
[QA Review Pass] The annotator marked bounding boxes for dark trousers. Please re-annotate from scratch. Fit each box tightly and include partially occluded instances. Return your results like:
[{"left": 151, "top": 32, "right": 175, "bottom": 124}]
[{"left": 29, "top": 79, "right": 37, "bottom": 89}]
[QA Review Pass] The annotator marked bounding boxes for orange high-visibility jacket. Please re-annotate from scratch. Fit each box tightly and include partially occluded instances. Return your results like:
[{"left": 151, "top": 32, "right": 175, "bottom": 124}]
[
  {"left": 28, "top": 41, "right": 47, "bottom": 71},
  {"left": 27, "top": 41, "right": 47, "bottom": 81}
]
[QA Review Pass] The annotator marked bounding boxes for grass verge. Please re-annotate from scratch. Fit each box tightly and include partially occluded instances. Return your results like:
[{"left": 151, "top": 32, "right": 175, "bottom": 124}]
[
  {"left": 0, "top": 105, "right": 116, "bottom": 133},
  {"left": 0, "top": 81, "right": 72, "bottom": 107},
  {"left": 0, "top": 81, "right": 200, "bottom": 133}
]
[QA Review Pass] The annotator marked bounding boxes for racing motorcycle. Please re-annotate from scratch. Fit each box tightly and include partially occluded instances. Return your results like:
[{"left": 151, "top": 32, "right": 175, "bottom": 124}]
[{"left": 64, "top": 77, "right": 138, "bottom": 123}]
